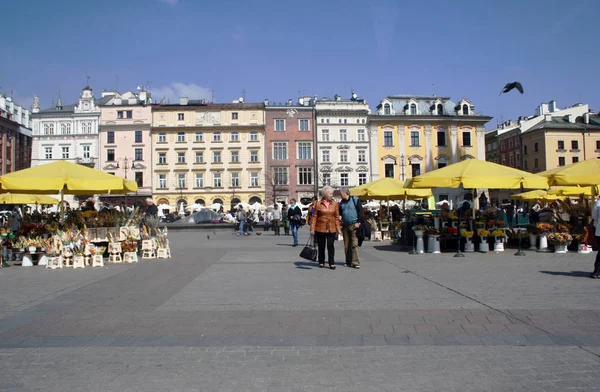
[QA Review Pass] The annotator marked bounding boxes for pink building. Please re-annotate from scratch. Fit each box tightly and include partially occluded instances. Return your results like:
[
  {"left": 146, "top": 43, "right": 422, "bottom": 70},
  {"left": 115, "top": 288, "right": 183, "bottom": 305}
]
[
  {"left": 264, "top": 97, "right": 316, "bottom": 205},
  {"left": 99, "top": 89, "right": 153, "bottom": 204}
]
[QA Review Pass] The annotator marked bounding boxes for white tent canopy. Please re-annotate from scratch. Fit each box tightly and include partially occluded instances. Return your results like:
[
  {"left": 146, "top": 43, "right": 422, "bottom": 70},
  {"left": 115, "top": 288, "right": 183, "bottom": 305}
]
[
  {"left": 186, "top": 203, "right": 204, "bottom": 212},
  {"left": 207, "top": 203, "right": 223, "bottom": 211},
  {"left": 250, "top": 202, "right": 264, "bottom": 211}
]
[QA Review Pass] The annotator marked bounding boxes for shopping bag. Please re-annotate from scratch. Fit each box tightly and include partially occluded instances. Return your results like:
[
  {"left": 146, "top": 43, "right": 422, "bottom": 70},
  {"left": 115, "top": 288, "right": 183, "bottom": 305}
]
[{"left": 299, "top": 234, "right": 318, "bottom": 261}]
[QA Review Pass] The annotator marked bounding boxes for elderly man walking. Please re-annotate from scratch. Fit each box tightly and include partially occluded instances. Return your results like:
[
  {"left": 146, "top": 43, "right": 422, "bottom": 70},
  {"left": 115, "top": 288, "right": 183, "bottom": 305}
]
[{"left": 339, "top": 186, "right": 364, "bottom": 269}]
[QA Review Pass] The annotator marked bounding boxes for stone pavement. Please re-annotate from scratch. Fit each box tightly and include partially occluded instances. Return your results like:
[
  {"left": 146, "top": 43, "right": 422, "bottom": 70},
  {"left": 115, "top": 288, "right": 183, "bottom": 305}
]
[{"left": 0, "top": 228, "right": 599, "bottom": 391}]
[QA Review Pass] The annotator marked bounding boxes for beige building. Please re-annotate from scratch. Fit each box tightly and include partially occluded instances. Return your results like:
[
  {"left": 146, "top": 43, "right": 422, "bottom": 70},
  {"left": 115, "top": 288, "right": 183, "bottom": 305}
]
[{"left": 151, "top": 99, "right": 265, "bottom": 209}]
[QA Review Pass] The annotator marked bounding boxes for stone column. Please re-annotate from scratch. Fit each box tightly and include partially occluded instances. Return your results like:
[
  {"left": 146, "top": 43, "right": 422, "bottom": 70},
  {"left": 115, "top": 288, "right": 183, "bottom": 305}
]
[
  {"left": 367, "top": 123, "right": 379, "bottom": 181},
  {"left": 398, "top": 124, "right": 406, "bottom": 180},
  {"left": 450, "top": 124, "right": 458, "bottom": 163},
  {"left": 424, "top": 125, "right": 433, "bottom": 172},
  {"left": 476, "top": 125, "right": 486, "bottom": 160}
]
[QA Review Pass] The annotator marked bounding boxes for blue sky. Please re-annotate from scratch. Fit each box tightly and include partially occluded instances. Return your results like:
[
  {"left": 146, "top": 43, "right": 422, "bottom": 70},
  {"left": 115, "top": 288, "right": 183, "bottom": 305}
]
[{"left": 3, "top": 0, "right": 598, "bottom": 128}]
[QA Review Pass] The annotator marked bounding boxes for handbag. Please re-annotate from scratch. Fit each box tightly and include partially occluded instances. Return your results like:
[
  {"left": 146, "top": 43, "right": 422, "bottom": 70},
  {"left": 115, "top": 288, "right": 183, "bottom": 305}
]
[{"left": 299, "top": 234, "right": 318, "bottom": 261}]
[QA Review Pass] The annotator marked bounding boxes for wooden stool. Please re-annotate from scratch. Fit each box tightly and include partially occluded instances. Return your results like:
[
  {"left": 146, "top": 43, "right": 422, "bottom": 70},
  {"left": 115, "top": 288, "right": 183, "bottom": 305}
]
[
  {"left": 123, "top": 252, "right": 138, "bottom": 263},
  {"left": 92, "top": 255, "right": 104, "bottom": 267},
  {"left": 109, "top": 253, "right": 122, "bottom": 263},
  {"left": 371, "top": 231, "right": 383, "bottom": 242},
  {"left": 157, "top": 247, "right": 171, "bottom": 259},
  {"left": 73, "top": 256, "right": 85, "bottom": 269},
  {"left": 46, "top": 256, "right": 63, "bottom": 269},
  {"left": 381, "top": 231, "right": 391, "bottom": 240},
  {"left": 141, "top": 240, "right": 156, "bottom": 259}
]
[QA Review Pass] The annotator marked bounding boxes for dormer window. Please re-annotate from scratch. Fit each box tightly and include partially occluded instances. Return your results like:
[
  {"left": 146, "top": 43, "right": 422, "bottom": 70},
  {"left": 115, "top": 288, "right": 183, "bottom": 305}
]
[
  {"left": 462, "top": 104, "right": 469, "bottom": 115},
  {"left": 410, "top": 103, "right": 417, "bottom": 115},
  {"left": 384, "top": 103, "right": 391, "bottom": 115},
  {"left": 437, "top": 104, "right": 443, "bottom": 115}
]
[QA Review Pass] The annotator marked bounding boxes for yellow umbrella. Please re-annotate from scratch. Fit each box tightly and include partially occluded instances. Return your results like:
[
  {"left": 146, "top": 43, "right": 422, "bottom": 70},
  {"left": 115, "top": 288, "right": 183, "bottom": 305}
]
[
  {"left": 0, "top": 161, "right": 138, "bottom": 195},
  {"left": 0, "top": 193, "right": 59, "bottom": 205},
  {"left": 350, "top": 177, "right": 432, "bottom": 200},
  {"left": 538, "top": 159, "right": 600, "bottom": 186},
  {"left": 510, "top": 189, "right": 560, "bottom": 202},
  {"left": 546, "top": 185, "right": 598, "bottom": 197},
  {"left": 405, "top": 159, "right": 549, "bottom": 189}
]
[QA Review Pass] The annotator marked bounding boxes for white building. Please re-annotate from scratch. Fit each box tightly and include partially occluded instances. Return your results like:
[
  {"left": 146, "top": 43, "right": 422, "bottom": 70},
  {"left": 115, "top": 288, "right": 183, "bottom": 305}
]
[
  {"left": 31, "top": 86, "right": 102, "bottom": 169},
  {"left": 314, "top": 94, "right": 373, "bottom": 189}
]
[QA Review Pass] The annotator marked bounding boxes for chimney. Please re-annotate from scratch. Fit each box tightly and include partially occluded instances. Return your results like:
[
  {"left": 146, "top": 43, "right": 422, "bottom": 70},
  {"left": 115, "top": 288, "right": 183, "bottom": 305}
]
[
  {"left": 544, "top": 114, "right": 552, "bottom": 122},
  {"left": 549, "top": 100, "right": 557, "bottom": 112},
  {"left": 584, "top": 113, "right": 590, "bottom": 124},
  {"left": 287, "top": 99, "right": 292, "bottom": 106},
  {"left": 567, "top": 114, "right": 574, "bottom": 123},
  {"left": 264, "top": 99, "right": 269, "bottom": 106},
  {"left": 139, "top": 91, "right": 147, "bottom": 103},
  {"left": 180, "top": 97, "right": 188, "bottom": 105},
  {"left": 298, "top": 97, "right": 304, "bottom": 106}
]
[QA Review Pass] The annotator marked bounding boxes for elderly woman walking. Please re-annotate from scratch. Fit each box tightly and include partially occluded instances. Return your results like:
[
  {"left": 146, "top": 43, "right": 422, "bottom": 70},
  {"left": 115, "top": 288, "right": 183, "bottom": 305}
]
[{"left": 310, "top": 185, "right": 341, "bottom": 269}]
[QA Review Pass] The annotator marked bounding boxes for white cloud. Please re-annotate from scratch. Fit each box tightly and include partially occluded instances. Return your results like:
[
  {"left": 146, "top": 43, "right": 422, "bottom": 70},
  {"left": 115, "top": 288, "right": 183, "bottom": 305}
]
[
  {"left": 158, "top": 0, "right": 178, "bottom": 5},
  {"left": 151, "top": 82, "right": 211, "bottom": 104}
]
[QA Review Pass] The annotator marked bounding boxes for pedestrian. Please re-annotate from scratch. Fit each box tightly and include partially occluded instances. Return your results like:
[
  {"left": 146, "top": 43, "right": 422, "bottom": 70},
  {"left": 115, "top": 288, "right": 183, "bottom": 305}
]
[
  {"left": 591, "top": 197, "right": 600, "bottom": 278},
  {"left": 287, "top": 199, "right": 302, "bottom": 247},
  {"left": 307, "top": 196, "right": 318, "bottom": 227},
  {"left": 236, "top": 207, "right": 248, "bottom": 236},
  {"left": 282, "top": 202, "right": 290, "bottom": 235},
  {"left": 272, "top": 203, "right": 281, "bottom": 235},
  {"left": 339, "top": 186, "right": 365, "bottom": 269},
  {"left": 264, "top": 210, "right": 271, "bottom": 231},
  {"left": 310, "top": 186, "right": 341, "bottom": 269}
]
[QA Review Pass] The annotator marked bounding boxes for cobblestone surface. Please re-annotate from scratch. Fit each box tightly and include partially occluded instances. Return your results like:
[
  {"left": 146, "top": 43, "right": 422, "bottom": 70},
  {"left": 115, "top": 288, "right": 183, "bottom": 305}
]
[{"left": 0, "top": 229, "right": 599, "bottom": 391}]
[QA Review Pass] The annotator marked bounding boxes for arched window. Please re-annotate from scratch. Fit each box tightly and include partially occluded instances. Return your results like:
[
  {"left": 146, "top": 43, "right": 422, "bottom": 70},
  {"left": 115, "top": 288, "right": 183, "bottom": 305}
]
[
  {"left": 213, "top": 198, "right": 224, "bottom": 205},
  {"left": 65, "top": 123, "right": 71, "bottom": 134},
  {"left": 231, "top": 198, "right": 241, "bottom": 206},
  {"left": 177, "top": 199, "right": 187, "bottom": 207},
  {"left": 384, "top": 103, "right": 391, "bottom": 115},
  {"left": 462, "top": 104, "right": 469, "bottom": 115},
  {"left": 437, "top": 104, "right": 443, "bottom": 115},
  {"left": 60, "top": 123, "right": 67, "bottom": 134},
  {"left": 43, "top": 123, "right": 54, "bottom": 135},
  {"left": 249, "top": 196, "right": 262, "bottom": 204},
  {"left": 410, "top": 103, "right": 417, "bottom": 115},
  {"left": 156, "top": 198, "right": 169, "bottom": 206},
  {"left": 195, "top": 199, "right": 205, "bottom": 205}
]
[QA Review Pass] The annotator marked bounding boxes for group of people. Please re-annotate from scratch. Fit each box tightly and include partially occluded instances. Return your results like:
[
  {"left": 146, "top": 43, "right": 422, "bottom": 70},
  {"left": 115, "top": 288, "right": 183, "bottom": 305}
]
[{"left": 234, "top": 199, "right": 304, "bottom": 242}]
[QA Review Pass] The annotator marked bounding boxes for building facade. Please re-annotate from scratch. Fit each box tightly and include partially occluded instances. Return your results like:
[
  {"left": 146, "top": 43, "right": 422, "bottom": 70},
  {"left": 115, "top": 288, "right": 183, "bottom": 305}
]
[
  {"left": 31, "top": 86, "right": 101, "bottom": 169},
  {"left": 314, "top": 94, "right": 372, "bottom": 189},
  {"left": 264, "top": 97, "right": 316, "bottom": 205},
  {"left": 0, "top": 94, "right": 32, "bottom": 174},
  {"left": 151, "top": 99, "right": 266, "bottom": 209},
  {"left": 99, "top": 89, "right": 153, "bottom": 200}
]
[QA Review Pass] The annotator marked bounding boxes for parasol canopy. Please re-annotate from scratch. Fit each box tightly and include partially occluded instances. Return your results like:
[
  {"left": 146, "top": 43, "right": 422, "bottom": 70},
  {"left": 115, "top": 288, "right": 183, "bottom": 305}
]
[
  {"left": 404, "top": 159, "right": 548, "bottom": 189},
  {"left": 186, "top": 203, "right": 205, "bottom": 212},
  {"left": 350, "top": 177, "right": 432, "bottom": 200},
  {"left": 0, "top": 161, "right": 138, "bottom": 195},
  {"left": 0, "top": 193, "right": 59, "bottom": 205},
  {"left": 546, "top": 185, "right": 598, "bottom": 197},
  {"left": 510, "top": 189, "right": 560, "bottom": 202},
  {"left": 538, "top": 159, "right": 600, "bottom": 186}
]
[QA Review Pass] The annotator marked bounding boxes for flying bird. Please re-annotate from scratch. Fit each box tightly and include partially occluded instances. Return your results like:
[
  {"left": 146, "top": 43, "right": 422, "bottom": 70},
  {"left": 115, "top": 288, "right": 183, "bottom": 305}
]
[
  {"left": 207, "top": 235, "right": 210, "bottom": 240},
  {"left": 500, "top": 82, "right": 524, "bottom": 95}
]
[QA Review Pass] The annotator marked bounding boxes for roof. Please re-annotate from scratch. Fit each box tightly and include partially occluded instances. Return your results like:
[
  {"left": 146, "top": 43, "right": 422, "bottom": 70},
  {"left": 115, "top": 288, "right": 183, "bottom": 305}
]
[
  {"left": 526, "top": 116, "right": 600, "bottom": 132},
  {"left": 373, "top": 95, "right": 484, "bottom": 117},
  {"left": 153, "top": 102, "right": 264, "bottom": 110},
  {"left": 37, "top": 104, "right": 78, "bottom": 114}
]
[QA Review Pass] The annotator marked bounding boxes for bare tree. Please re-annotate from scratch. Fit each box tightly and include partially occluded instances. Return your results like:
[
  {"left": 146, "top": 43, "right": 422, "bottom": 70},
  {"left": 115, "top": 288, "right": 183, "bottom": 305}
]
[{"left": 265, "top": 169, "right": 289, "bottom": 205}]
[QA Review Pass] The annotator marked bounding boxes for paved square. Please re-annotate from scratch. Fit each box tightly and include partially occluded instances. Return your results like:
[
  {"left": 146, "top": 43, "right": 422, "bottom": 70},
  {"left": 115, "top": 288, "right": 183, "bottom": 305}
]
[{"left": 1, "top": 228, "right": 599, "bottom": 391}]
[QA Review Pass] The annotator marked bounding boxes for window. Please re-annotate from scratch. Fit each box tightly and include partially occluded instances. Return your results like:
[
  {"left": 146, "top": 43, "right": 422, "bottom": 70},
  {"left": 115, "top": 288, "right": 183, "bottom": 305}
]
[
  {"left": 358, "top": 150, "right": 366, "bottom": 163},
  {"left": 43, "top": 123, "right": 54, "bottom": 135},
  {"left": 322, "top": 173, "right": 331, "bottom": 186},
  {"left": 508, "top": 139, "right": 513, "bottom": 148},
  {"left": 597, "top": 140, "right": 600, "bottom": 150},
  {"left": 250, "top": 150, "right": 259, "bottom": 162},
  {"left": 410, "top": 103, "right": 417, "bottom": 115},
  {"left": 178, "top": 113, "right": 184, "bottom": 121},
  {"left": 321, "top": 129, "right": 330, "bottom": 141},
  {"left": 126, "top": 111, "right": 132, "bottom": 119},
  {"left": 44, "top": 146, "right": 52, "bottom": 159},
  {"left": 299, "top": 119, "right": 309, "bottom": 131},
  {"left": 158, "top": 174, "right": 167, "bottom": 189},
  {"left": 411, "top": 163, "right": 421, "bottom": 177},
  {"left": 135, "top": 172, "right": 143, "bottom": 187},
  {"left": 384, "top": 103, "right": 391, "bottom": 115},
  {"left": 107, "top": 131, "right": 114, "bottom": 144},
  {"left": 298, "top": 167, "right": 313, "bottom": 185},
  {"left": 524, "top": 160, "right": 528, "bottom": 170},
  {"left": 231, "top": 112, "right": 238, "bottom": 120},
  {"left": 158, "top": 152, "right": 166, "bottom": 164},
  {"left": 437, "top": 162, "right": 447, "bottom": 169},
  {"left": 571, "top": 140, "right": 579, "bottom": 150},
  {"left": 273, "top": 142, "right": 288, "bottom": 160},
  {"left": 437, "top": 131, "right": 446, "bottom": 147},
  {"left": 437, "top": 104, "right": 443, "bottom": 115},
  {"left": 297, "top": 142, "right": 312, "bottom": 160},
  {"left": 82, "top": 122, "right": 92, "bottom": 134},
  {"left": 229, "top": 131, "right": 239, "bottom": 142},
  {"left": 274, "top": 167, "right": 288, "bottom": 185},
  {"left": 516, "top": 152, "right": 521, "bottom": 167},
  {"left": 106, "top": 149, "right": 115, "bottom": 162},
  {"left": 177, "top": 132, "right": 185, "bottom": 142},
  {"left": 213, "top": 173, "right": 222, "bottom": 187},
  {"left": 500, "top": 143, "right": 505, "bottom": 152},
  {"left": 358, "top": 173, "right": 367, "bottom": 185},
  {"left": 82, "top": 145, "right": 90, "bottom": 159},
  {"left": 195, "top": 151, "right": 203, "bottom": 163},
  {"left": 61, "top": 123, "right": 71, "bottom": 134},
  {"left": 357, "top": 129, "right": 365, "bottom": 141},
  {"left": 117, "top": 111, "right": 124, "bottom": 119},
  {"left": 135, "top": 148, "right": 143, "bottom": 161},
  {"left": 195, "top": 173, "right": 204, "bottom": 188},
  {"left": 158, "top": 132, "right": 166, "bottom": 142},
  {"left": 509, "top": 154, "right": 515, "bottom": 167},
  {"left": 231, "top": 151, "right": 239, "bottom": 163},
  {"left": 557, "top": 140, "right": 565, "bottom": 150},
  {"left": 340, "top": 173, "right": 349, "bottom": 186},
  {"left": 213, "top": 132, "right": 221, "bottom": 142},
  {"left": 572, "top": 156, "right": 579, "bottom": 163},
  {"left": 410, "top": 131, "right": 420, "bottom": 147},
  {"left": 61, "top": 146, "right": 69, "bottom": 159},
  {"left": 231, "top": 172, "right": 240, "bottom": 187},
  {"left": 250, "top": 172, "right": 259, "bottom": 187},
  {"left": 384, "top": 131, "right": 393, "bottom": 147},
  {"left": 213, "top": 151, "right": 221, "bottom": 163},
  {"left": 534, "top": 158, "right": 539, "bottom": 168},
  {"left": 322, "top": 150, "right": 330, "bottom": 163},
  {"left": 524, "top": 145, "right": 528, "bottom": 155},
  {"left": 135, "top": 130, "right": 143, "bottom": 143},
  {"left": 177, "top": 152, "right": 186, "bottom": 163},
  {"left": 177, "top": 173, "right": 186, "bottom": 188},
  {"left": 462, "top": 104, "right": 469, "bottom": 115},
  {"left": 339, "top": 129, "right": 347, "bottom": 141},
  {"left": 195, "top": 132, "right": 203, "bottom": 142},
  {"left": 558, "top": 157, "right": 566, "bottom": 166},
  {"left": 275, "top": 119, "right": 285, "bottom": 131},
  {"left": 250, "top": 131, "right": 258, "bottom": 141},
  {"left": 384, "top": 163, "right": 394, "bottom": 178},
  {"left": 534, "top": 142, "right": 539, "bottom": 152},
  {"left": 462, "top": 131, "right": 472, "bottom": 147},
  {"left": 340, "top": 150, "right": 349, "bottom": 162}
]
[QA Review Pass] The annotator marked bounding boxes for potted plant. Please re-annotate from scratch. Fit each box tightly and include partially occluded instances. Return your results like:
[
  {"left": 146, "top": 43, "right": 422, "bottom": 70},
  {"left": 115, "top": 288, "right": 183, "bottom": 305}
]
[
  {"left": 462, "top": 230, "right": 475, "bottom": 252},
  {"left": 490, "top": 229, "right": 506, "bottom": 252},
  {"left": 477, "top": 229, "right": 490, "bottom": 253},
  {"left": 548, "top": 232, "right": 572, "bottom": 253},
  {"left": 412, "top": 225, "right": 427, "bottom": 254},
  {"left": 535, "top": 222, "right": 553, "bottom": 252},
  {"left": 425, "top": 228, "right": 440, "bottom": 254}
]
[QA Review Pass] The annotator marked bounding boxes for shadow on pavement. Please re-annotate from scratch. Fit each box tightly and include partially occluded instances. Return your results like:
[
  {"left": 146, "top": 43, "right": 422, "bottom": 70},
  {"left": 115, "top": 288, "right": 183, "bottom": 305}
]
[
  {"left": 294, "top": 261, "right": 316, "bottom": 269},
  {"left": 540, "top": 270, "right": 591, "bottom": 278},
  {"left": 277, "top": 243, "right": 295, "bottom": 247},
  {"left": 373, "top": 244, "right": 405, "bottom": 252}
]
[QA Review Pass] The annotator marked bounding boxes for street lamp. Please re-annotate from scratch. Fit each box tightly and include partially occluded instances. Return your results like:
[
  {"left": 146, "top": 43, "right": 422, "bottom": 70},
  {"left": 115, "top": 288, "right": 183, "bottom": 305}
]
[
  {"left": 400, "top": 153, "right": 406, "bottom": 181},
  {"left": 115, "top": 157, "right": 136, "bottom": 179}
]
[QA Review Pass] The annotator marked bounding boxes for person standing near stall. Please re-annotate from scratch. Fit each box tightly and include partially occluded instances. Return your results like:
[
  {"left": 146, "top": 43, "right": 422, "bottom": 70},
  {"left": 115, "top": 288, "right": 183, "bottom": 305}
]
[{"left": 287, "top": 199, "right": 302, "bottom": 247}]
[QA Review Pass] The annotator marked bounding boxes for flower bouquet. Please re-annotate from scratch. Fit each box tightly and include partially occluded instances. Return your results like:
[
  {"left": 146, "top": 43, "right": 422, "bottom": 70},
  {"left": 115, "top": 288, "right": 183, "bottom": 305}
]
[
  {"left": 122, "top": 240, "right": 138, "bottom": 253},
  {"left": 461, "top": 230, "right": 474, "bottom": 238},
  {"left": 425, "top": 227, "right": 440, "bottom": 235},
  {"left": 547, "top": 232, "right": 572, "bottom": 245},
  {"left": 477, "top": 229, "right": 490, "bottom": 237},
  {"left": 490, "top": 229, "right": 505, "bottom": 238},
  {"left": 535, "top": 222, "right": 554, "bottom": 234}
]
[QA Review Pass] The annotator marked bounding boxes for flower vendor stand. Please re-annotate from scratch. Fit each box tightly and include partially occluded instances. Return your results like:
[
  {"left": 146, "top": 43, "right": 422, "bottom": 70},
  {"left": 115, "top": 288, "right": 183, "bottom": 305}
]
[
  {"left": 108, "top": 242, "right": 123, "bottom": 263},
  {"left": 491, "top": 230, "right": 505, "bottom": 252},
  {"left": 536, "top": 222, "right": 553, "bottom": 253},
  {"left": 477, "top": 229, "right": 489, "bottom": 253},
  {"left": 462, "top": 231, "right": 475, "bottom": 253},
  {"left": 122, "top": 239, "right": 139, "bottom": 263},
  {"left": 141, "top": 239, "right": 156, "bottom": 259},
  {"left": 548, "top": 232, "right": 572, "bottom": 254},
  {"left": 426, "top": 229, "right": 441, "bottom": 254}
]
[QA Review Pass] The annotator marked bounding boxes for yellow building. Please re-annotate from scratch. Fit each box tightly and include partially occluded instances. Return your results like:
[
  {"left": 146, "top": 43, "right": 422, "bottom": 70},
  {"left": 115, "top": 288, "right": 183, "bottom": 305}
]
[
  {"left": 151, "top": 99, "right": 265, "bottom": 210},
  {"left": 369, "top": 95, "right": 492, "bottom": 181}
]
